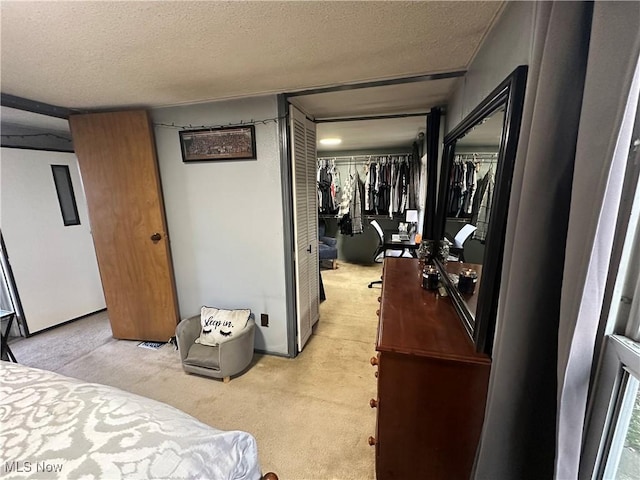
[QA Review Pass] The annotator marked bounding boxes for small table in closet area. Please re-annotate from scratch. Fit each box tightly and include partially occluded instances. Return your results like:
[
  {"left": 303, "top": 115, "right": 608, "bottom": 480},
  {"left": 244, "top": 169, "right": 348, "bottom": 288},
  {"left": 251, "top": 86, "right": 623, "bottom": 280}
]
[
  {"left": 1, "top": 309, "right": 17, "bottom": 362},
  {"left": 383, "top": 232, "right": 420, "bottom": 257}
]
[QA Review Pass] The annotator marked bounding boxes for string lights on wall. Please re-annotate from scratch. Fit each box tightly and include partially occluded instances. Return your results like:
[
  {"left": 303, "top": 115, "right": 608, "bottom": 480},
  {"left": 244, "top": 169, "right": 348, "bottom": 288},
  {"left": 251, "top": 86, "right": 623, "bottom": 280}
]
[
  {"left": 1, "top": 116, "right": 288, "bottom": 145},
  {"left": 153, "top": 115, "right": 287, "bottom": 131}
]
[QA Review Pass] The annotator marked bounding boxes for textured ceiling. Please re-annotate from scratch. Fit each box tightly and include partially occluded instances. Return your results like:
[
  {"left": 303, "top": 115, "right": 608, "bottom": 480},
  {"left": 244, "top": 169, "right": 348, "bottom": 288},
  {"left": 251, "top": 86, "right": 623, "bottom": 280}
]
[{"left": 0, "top": 1, "right": 503, "bottom": 110}]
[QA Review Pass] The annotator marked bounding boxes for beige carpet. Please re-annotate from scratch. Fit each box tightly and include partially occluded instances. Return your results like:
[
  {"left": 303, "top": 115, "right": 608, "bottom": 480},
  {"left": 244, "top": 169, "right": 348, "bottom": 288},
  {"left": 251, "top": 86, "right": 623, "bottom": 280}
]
[{"left": 8, "top": 261, "right": 383, "bottom": 480}]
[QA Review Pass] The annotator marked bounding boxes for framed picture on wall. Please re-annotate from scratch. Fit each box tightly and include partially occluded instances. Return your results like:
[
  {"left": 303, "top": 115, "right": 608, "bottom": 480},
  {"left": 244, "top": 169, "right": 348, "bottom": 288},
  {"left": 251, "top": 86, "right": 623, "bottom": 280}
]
[{"left": 179, "top": 125, "right": 257, "bottom": 162}]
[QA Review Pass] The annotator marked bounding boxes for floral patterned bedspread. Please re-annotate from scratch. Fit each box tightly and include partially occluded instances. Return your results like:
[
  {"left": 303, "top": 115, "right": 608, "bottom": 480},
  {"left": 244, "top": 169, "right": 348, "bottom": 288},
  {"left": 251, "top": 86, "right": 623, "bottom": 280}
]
[{"left": 0, "top": 362, "right": 261, "bottom": 479}]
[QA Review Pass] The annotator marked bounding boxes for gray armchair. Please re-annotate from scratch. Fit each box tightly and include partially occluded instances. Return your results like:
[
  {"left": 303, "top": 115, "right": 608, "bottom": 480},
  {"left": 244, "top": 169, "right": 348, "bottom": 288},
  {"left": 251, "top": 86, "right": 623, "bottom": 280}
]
[
  {"left": 318, "top": 221, "right": 338, "bottom": 269},
  {"left": 176, "top": 315, "right": 255, "bottom": 383}
]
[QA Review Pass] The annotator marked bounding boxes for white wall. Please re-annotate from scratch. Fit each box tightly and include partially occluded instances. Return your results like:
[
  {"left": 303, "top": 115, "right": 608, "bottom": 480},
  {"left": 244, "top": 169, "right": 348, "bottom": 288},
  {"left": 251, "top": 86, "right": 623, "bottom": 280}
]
[
  {"left": 446, "top": 1, "right": 535, "bottom": 133},
  {"left": 0, "top": 148, "right": 105, "bottom": 333},
  {"left": 152, "top": 95, "right": 288, "bottom": 354}
]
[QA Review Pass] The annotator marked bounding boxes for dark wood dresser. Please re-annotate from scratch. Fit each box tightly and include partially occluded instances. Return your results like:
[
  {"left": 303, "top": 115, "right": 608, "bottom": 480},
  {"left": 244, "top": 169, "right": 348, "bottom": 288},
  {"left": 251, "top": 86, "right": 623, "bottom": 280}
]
[{"left": 368, "top": 258, "right": 491, "bottom": 479}]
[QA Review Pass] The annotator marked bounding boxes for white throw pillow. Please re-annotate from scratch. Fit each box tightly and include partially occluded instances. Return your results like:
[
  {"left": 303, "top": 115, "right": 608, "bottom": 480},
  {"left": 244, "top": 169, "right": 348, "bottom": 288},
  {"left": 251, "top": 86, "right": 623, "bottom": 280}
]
[{"left": 195, "top": 306, "right": 251, "bottom": 346}]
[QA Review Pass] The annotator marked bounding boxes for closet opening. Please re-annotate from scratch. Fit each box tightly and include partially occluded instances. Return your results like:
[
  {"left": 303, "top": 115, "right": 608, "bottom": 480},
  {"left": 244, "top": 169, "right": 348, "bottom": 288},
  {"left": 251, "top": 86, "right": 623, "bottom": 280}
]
[
  {"left": 314, "top": 116, "right": 428, "bottom": 267},
  {"left": 281, "top": 74, "right": 453, "bottom": 355}
]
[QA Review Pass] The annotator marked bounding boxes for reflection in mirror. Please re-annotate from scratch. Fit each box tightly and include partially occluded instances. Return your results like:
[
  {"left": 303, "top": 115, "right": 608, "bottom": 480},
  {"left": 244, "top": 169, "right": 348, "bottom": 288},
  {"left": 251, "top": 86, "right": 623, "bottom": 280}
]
[
  {"left": 434, "top": 65, "right": 528, "bottom": 355},
  {"left": 442, "top": 106, "right": 505, "bottom": 320}
]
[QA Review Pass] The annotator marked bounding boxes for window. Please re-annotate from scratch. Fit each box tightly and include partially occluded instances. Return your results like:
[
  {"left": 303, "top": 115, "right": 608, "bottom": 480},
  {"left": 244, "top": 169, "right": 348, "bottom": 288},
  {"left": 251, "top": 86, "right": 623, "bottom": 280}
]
[
  {"left": 581, "top": 159, "right": 640, "bottom": 479},
  {"left": 592, "top": 337, "right": 640, "bottom": 479},
  {"left": 51, "top": 165, "right": 80, "bottom": 226},
  {"left": 580, "top": 52, "right": 640, "bottom": 477},
  {"left": 604, "top": 368, "right": 639, "bottom": 479}
]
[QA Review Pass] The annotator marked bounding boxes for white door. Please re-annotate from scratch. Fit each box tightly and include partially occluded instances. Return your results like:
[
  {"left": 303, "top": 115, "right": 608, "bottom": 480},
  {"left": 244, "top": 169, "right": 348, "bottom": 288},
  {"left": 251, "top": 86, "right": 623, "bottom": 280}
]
[
  {"left": 0, "top": 149, "right": 105, "bottom": 333},
  {"left": 290, "top": 105, "right": 319, "bottom": 352}
]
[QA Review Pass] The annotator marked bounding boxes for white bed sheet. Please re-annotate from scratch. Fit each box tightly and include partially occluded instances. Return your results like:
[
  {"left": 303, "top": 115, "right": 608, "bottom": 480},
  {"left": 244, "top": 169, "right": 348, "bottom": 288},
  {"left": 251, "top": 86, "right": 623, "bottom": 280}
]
[{"left": 0, "top": 362, "right": 261, "bottom": 480}]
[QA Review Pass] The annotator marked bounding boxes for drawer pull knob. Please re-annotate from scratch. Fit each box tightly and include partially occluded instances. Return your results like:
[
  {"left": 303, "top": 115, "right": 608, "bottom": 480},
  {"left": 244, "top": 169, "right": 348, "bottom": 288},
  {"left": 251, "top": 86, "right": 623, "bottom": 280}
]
[
  {"left": 377, "top": 296, "right": 381, "bottom": 303},
  {"left": 370, "top": 356, "right": 378, "bottom": 366},
  {"left": 376, "top": 309, "right": 380, "bottom": 316},
  {"left": 368, "top": 436, "right": 376, "bottom": 446},
  {"left": 370, "top": 398, "right": 378, "bottom": 408},
  {"left": 374, "top": 371, "right": 378, "bottom": 378}
]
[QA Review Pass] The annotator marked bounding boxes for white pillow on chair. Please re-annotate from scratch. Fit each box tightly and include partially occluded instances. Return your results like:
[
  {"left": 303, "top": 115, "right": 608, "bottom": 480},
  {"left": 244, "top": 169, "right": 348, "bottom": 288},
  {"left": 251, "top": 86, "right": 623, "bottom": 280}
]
[{"left": 195, "top": 306, "right": 250, "bottom": 346}]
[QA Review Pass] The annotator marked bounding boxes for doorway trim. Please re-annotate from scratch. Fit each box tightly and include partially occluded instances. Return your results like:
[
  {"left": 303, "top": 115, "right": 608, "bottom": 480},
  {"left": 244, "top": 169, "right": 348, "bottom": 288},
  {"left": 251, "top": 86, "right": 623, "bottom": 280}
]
[
  {"left": 277, "top": 93, "right": 298, "bottom": 357},
  {"left": 278, "top": 71, "right": 464, "bottom": 358},
  {"left": 286, "top": 70, "right": 465, "bottom": 99}
]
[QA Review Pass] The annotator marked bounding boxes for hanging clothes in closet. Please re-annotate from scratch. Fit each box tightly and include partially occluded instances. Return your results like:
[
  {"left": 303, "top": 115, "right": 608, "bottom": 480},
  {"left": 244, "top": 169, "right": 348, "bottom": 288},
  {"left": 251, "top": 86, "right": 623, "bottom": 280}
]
[
  {"left": 350, "top": 170, "right": 364, "bottom": 235},
  {"left": 317, "top": 159, "right": 340, "bottom": 214},
  {"left": 461, "top": 163, "right": 477, "bottom": 215},
  {"left": 446, "top": 153, "right": 497, "bottom": 219},
  {"left": 317, "top": 153, "right": 419, "bottom": 233},
  {"left": 337, "top": 162, "right": 364, "bottom": 236},
  {"left": 447, "top": 158, "right": 475, "bottom": 217},
  {"left": 363, "top": 155, "right": 415, "bottom": 217},
  {"left": 373, "top": 160, "right": 391, "bottom": 215},
  {"left": 472, "top": 167, "right": 495, "bottom": 242}
]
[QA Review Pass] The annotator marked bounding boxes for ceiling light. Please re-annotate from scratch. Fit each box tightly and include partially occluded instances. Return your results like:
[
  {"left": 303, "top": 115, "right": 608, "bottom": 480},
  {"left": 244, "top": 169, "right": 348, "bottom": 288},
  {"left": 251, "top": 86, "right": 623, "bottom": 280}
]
[{"left": 319, "top": 138, "right": 342, "bottom": 146}]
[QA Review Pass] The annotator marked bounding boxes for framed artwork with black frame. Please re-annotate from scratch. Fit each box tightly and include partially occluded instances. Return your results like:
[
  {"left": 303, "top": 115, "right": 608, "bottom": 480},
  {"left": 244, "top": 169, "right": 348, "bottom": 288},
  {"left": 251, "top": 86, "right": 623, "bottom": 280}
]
[{"left": 179, "top": 125, "right": 257, "bottom": 162}]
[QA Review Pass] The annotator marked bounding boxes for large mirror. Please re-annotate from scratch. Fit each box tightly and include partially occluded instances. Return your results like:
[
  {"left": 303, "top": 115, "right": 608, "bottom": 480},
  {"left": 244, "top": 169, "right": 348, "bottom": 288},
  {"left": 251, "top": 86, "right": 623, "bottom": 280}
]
[{"left": 434, "top": 66, "right": 528, "bottom": 355}]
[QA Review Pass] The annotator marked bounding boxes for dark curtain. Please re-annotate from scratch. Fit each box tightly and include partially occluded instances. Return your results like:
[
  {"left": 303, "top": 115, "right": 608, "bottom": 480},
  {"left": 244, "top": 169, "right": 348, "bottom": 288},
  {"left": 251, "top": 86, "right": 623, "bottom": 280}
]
[
  {"left": 474, "top": 2, "right": 640, "bottom": 479},
  {"left": 474, "top": 2, "right": 592, "bottom": 478}
]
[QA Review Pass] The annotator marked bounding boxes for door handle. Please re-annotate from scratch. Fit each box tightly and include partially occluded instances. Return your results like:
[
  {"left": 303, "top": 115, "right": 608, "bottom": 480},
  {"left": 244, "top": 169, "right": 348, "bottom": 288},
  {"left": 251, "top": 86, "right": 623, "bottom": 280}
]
[
  {"left": 150, "top": 233, "right": 162, "bottom": 243},
  {"left": 307, "top": 244, "right": 312, "bottom": 253}
]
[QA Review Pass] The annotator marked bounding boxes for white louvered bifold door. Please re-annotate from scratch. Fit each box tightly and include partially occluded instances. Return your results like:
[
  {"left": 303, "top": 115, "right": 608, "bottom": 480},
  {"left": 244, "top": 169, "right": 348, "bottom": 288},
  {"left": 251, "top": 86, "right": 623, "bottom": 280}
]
[{"left": 290, "top": 105, "right": 319, "bottom": 352}]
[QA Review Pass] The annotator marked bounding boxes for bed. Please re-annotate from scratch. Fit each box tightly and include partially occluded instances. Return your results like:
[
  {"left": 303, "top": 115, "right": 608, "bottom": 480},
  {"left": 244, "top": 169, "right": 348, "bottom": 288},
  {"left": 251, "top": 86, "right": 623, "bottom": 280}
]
[{"left": 0, "top": 362, "right": 278, "bottom": 480}]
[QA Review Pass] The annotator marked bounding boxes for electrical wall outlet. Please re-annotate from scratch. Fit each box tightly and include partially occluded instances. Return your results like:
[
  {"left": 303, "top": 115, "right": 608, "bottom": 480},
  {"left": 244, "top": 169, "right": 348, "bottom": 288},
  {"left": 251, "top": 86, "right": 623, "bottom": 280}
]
[{"left": 260, "top": 313, "right": 269, "bottom": 327}]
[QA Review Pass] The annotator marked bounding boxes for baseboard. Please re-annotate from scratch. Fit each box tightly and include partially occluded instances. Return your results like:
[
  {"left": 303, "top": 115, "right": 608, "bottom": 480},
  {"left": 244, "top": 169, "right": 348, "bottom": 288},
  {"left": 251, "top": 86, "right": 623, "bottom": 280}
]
[{"left": 254, "top": 348, "right": 293, "bottom": 358}]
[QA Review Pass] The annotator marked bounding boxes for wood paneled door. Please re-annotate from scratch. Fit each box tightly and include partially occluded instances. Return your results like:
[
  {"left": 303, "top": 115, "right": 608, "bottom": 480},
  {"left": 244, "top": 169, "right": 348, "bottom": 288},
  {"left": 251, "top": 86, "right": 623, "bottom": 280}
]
[{"left": 69, "top": 110, "right": 179, "bottom": 341}]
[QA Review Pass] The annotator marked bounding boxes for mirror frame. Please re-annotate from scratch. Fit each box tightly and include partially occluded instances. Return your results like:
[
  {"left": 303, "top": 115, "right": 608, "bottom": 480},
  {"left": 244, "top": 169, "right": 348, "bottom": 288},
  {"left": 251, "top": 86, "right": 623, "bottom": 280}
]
[{"left": 435, "top": 65, "right": 528, "bottom": 355}]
